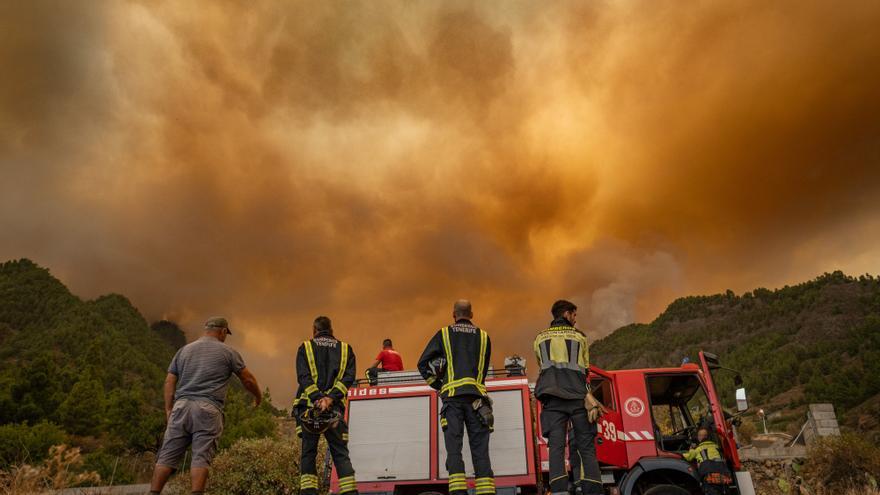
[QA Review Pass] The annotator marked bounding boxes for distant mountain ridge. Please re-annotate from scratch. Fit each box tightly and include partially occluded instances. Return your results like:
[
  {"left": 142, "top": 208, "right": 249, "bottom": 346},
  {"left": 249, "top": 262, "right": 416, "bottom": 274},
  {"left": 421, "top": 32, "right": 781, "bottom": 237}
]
[
  {"left": 0, "top": 258, "right": 181, "bottom": 450},
  {"left": 591, "top": 271, "right": 880, "bottom": 436},
  {"left": 0, "top": 259, "right": 281, "bottom": 483}
]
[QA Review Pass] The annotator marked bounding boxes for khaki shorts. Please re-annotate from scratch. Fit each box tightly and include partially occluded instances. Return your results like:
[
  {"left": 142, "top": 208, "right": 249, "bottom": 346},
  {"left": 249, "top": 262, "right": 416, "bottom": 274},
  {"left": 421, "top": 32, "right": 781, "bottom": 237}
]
[{"left": 156, "top": 399, "right": 224, "bottom": 468}]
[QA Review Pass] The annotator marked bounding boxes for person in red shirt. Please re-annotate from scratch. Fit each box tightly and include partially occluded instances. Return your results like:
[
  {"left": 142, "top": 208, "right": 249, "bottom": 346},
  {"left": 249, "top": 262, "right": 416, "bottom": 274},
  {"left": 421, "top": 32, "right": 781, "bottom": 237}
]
[{"left": 371, "top": 339, "right": 404, "bottom": 371}]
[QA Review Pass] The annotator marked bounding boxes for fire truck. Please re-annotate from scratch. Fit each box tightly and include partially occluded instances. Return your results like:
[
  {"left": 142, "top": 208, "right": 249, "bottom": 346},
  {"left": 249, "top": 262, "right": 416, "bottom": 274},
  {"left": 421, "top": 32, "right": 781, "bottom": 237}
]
[{"left": 332, "top": 351, "right": 755, "bottom": 495}]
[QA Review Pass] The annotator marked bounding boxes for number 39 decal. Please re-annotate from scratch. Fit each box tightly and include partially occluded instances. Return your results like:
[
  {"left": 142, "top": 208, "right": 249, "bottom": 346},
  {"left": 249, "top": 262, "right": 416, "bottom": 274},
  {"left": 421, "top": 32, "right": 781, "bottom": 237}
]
[{"left": 600, "top": 419, "right": 617, "bottom": 442}]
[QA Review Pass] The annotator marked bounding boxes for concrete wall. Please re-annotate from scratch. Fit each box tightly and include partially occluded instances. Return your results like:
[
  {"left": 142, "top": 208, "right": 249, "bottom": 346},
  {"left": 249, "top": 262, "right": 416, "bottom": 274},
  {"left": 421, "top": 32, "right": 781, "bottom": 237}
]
[{"left": 803, "top": 403, "right": 840, "bottom": 445}]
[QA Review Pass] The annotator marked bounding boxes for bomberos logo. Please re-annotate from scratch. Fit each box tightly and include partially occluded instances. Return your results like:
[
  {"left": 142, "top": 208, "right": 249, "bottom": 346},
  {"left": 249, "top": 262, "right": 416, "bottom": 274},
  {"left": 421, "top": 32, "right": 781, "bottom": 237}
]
[{"left": 624, "top": 397, "right": 645, "bottom": 417}]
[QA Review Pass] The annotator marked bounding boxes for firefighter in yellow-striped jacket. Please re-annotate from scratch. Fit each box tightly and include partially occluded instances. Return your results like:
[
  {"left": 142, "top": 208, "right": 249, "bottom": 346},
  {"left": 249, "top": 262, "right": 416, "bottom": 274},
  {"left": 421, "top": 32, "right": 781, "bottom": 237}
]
[
  {"left": 534, "top": 300, "right": 602, "bottom": 495},
  {"left": 293, "top": 316, "right": 358, "bottom": 495},
  {"left": 418, "top": 300, "right": 495, "bottom": 495}
]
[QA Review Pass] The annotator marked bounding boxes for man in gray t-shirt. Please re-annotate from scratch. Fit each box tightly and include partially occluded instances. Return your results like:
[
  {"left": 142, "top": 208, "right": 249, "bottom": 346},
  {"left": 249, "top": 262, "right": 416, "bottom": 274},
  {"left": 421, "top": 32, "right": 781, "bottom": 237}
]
[{"left": 149, "top": 317, "right": 263, "bottom": 495}]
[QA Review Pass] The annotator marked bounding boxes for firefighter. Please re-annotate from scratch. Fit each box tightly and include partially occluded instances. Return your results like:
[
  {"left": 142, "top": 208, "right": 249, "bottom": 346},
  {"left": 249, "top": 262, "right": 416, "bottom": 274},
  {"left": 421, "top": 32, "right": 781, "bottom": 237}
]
[
  {"left": 534, "top": 300, "right": 603, "bottom": 495},
  {"left": 418, "top": 300, "right": 495, "bottom": 495},
  {"left": 293, "top": 316, "right": 358, "bottom": 495},
  {"left": 683, "top": 427, "right": 733, "bottom": 495}
]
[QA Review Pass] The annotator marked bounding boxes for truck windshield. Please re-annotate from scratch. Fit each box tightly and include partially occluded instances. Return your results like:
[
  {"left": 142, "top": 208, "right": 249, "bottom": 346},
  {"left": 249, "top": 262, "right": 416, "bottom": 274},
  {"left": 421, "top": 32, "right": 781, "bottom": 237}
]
[{"left": 645, "top": 373, "right": 709, "bottom": 452}]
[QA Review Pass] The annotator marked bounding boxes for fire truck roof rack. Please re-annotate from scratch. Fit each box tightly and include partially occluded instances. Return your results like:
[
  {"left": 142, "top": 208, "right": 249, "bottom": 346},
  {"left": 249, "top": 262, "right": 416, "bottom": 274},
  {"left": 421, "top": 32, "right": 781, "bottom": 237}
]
[{"left": 357, "top": 365, "right": 526, "bottom": 387}]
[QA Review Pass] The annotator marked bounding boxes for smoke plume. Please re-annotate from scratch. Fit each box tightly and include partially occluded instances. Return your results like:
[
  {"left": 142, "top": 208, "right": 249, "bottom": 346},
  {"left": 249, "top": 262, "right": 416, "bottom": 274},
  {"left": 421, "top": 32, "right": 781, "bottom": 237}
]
[{"left": 2, "top": 0, "right": 879, "bottom": 404}]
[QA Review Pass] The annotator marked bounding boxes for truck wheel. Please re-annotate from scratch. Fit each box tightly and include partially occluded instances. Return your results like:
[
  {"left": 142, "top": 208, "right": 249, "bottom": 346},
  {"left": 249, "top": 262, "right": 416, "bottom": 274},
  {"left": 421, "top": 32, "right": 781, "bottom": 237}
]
[{"left": 641, "top": 485, "right": 690, "bottom": 495}]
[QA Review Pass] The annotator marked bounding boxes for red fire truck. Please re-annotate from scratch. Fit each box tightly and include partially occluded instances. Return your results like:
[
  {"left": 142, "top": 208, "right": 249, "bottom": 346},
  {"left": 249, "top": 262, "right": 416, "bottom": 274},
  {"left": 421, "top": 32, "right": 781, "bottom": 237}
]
[{"left": 332, "top": 351, "right": 755, "bottom": 495}]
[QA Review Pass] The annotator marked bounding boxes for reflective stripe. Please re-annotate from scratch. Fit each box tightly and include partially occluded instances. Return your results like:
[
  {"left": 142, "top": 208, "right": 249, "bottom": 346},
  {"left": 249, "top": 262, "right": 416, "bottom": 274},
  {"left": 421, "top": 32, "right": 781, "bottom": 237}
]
[
  {"left": 338, "top": 475, "right": 357, "bottom": 491},
  {"left": 301, "top": 473, "right": 319, "bottom": 489},
  {"left": 304, "top": 342, "right": 318, "bottom": 381},
  {"left": 339, "top": 475, "right": 357, "bottom": 494},
  {"left": 569, "top": 340, "right": 580, "bottom": 368},
  {"left": 442, "top": 327, "right": 455, "bottom": 384},
  {"left": 336, "top": 342, "right": 349, "bottom": 383},
  {"left": 333, "top": 381, "right": 349, "bottom": 395},
  {"left": 476, "top": 477, "right": 495, "bottom": 492},
  {"left": 441, "top": 377, "right": 487, "bottom": 395},
  {"left": 297, "top": 392, "right": 313, "bottom": 407},
  {"left": 577, "top": 451, "right": 585, "bottom": 481},
  {"left": 539, "top": 341, "right": 550, "bottom": 369},
  {"left": 541, "top": 360, "right": 586, "bottom": 372},
  {"left": 476, "top": 329, "right": 487, "bottom": 384}
]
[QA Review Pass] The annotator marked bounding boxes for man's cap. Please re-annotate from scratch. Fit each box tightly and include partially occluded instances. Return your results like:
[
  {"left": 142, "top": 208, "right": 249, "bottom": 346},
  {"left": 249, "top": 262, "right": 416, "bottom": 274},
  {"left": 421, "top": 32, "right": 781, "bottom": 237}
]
[{"left": 205, "top": 316, "right": 232, "bottom": 334}]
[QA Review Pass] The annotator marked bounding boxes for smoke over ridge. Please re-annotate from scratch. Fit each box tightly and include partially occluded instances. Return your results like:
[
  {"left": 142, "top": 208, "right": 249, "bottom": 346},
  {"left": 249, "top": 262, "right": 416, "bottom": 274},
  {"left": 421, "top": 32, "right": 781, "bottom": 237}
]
[{"left": 2, "top": 0, "right": 879, "bottom": 403}]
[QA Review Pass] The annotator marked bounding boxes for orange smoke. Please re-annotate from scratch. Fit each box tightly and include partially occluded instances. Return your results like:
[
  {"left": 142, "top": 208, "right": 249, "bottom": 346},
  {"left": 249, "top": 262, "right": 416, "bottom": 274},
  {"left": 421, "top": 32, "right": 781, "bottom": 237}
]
[{"left": 1, "top": 0, "right": 879, "bottom": 404}]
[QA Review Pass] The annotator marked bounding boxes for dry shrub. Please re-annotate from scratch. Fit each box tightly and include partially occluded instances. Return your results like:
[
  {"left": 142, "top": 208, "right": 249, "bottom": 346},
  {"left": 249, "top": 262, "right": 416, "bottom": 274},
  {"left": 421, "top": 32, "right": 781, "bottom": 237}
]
[
  {"left": 843, "top": 487, "right": 880, "bottom": 495},
  {"left": 738, "top": 418, "right": 758, "bottom": 445},
  {"left": 165, "top": 436, "right": 325, "bottom": 495},
  {"left": 0, "top": 444, "right": 101, "bottom": 494},
  {"left": 805, "top": 433, "right": 880, "bottom": 494}
]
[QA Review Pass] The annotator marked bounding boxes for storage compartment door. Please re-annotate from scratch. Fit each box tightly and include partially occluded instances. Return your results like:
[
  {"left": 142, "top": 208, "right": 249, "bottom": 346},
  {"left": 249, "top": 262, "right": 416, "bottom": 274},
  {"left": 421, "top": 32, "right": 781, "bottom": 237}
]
[
  {"left": 438, "top": 389, "right": 528, "bottom": 477},
  {"left": 349, "top": 395, "right": 431, "bottom": 481}
]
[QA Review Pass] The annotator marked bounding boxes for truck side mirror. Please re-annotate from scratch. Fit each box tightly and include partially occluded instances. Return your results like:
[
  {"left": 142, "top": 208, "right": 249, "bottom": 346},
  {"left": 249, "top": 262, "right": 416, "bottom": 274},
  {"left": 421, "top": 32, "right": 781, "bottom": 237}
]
[{"left": 735, "top": 387, "right": 748, "bottom": 412}]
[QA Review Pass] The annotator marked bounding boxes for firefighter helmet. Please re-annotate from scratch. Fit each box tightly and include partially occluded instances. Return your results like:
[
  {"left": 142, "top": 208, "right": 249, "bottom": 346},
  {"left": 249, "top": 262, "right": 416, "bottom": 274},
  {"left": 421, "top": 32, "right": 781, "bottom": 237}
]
[{"left": 298, "top": 406, "right": 342, "bottom": 434}]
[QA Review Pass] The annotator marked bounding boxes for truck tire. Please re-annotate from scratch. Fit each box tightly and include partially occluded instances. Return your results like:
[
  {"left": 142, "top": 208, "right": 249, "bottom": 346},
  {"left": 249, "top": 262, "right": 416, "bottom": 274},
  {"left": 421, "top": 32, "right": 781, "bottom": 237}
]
[{"left": 641, "top": 485, "right": 690, "bottom": 495}]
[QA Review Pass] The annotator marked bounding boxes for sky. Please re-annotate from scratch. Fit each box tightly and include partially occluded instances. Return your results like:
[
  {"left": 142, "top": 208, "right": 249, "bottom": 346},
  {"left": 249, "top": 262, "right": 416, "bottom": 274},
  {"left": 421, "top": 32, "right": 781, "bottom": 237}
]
[{"left": 2, "top": 0, "right": 879, "bottom": 406}]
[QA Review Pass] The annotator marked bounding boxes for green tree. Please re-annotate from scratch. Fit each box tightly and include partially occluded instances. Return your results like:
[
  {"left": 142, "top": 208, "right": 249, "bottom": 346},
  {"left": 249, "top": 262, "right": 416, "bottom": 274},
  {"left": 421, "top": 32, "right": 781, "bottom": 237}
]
[
  {"left": 104, "top": 388, "right": 165, "bottom": 451},
  {"left": 9, "top": 356, "right": 64, "bottom": 424},
  {"left": 57, "top": 377, "right": 105, "bottom": 436},
  {"left": 218, "top": 388, "right": 279, "bottom": 449}
]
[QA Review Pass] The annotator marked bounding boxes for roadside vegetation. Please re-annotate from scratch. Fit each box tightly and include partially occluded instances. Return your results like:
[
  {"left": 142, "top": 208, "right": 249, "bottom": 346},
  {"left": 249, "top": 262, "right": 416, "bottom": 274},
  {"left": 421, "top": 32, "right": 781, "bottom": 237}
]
[{"left": 0, "top": 259, "right": 284, "bottom": 485}]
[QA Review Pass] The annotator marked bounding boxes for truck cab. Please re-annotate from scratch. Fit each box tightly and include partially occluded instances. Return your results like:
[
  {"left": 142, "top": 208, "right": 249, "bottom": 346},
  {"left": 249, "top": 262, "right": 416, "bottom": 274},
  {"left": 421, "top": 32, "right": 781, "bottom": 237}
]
[{"left": 569, "top": 351, "right": 755, "bottom": 494}]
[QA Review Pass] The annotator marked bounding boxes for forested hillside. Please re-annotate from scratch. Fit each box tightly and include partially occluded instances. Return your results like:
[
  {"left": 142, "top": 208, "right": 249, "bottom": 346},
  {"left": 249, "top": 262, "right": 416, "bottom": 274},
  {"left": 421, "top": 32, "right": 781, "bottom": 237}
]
[
  {"left": 0, "top": 259, "right": 280, "bottom": 483},
  {"left": 592, "top": 271, "right": 880, "bottom": 437}
]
